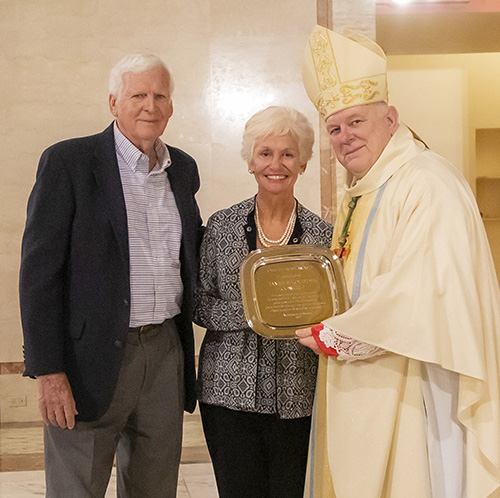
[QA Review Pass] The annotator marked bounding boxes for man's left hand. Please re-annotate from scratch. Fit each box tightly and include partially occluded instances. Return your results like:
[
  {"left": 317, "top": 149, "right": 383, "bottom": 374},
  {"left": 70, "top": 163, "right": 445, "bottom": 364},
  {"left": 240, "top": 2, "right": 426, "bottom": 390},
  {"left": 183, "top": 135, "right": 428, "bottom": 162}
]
[{"left": 37, "top": 373, "right": 78, "bottom": 429}]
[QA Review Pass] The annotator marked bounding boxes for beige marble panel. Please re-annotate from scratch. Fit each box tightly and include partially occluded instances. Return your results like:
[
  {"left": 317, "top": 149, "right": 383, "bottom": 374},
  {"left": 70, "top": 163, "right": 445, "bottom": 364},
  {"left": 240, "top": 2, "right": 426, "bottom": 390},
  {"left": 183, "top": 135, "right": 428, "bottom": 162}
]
[
  {"left": 0, "top": 375, "right": 41, "bottom": 424},
  {"left": 0, "top": 0, "right": 321, "bottom": 422},
  {"left": 181, "top": 463, "right": 218, "bottom": 498},
  {"left": 0, "top": 466, "right": 218, "bottom": 497},
  {"left": 0, "top": 426, "right": 44, "bottom": 456},
  {"left": 204, "top": 0, "right": 320, "bottom": 218},
  {"left": 0, "top": 364, "right": 24, "bottom": 375},
  {"left": 331, "top": 0, "right": 376, "bottom": 37},
  {"left": 0, "top": 410, "right": 215, "bottom": 492}
]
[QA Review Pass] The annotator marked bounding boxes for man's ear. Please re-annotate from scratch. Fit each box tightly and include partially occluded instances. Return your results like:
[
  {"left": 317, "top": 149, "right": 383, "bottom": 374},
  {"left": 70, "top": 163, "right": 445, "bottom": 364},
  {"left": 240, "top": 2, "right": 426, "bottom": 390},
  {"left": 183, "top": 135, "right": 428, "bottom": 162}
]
[
  {"left": 109, "top": 94, "right": 118, "bottom": 117},
  {"left": 387, "top": 105, "right": 399, "bottom": 135}
]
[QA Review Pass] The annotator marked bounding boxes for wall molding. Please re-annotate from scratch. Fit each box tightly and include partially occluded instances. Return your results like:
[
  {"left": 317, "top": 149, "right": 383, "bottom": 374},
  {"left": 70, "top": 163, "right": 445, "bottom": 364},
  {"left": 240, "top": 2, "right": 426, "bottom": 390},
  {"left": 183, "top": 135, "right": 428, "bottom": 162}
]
[{"left": 0, "top": 362, "right": 24, "bottom": 375}]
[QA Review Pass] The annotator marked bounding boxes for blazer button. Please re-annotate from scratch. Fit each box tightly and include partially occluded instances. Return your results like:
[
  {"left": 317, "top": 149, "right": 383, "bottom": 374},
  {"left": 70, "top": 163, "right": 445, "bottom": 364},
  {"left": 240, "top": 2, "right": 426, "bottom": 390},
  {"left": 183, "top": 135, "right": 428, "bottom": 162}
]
[
  {"left": 123, "top": 299, "right": 129, "bottom": 306},
  {"left": 114, "top": 340, "right": 123, "bottom": 348}
]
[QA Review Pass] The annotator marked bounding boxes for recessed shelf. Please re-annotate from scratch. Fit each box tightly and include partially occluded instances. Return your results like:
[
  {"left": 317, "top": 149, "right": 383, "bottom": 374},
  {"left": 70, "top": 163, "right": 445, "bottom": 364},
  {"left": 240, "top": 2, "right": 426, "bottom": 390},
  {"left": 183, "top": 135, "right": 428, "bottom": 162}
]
[{"left": 476, "top": 177, "right": 500, "bottom": 219}]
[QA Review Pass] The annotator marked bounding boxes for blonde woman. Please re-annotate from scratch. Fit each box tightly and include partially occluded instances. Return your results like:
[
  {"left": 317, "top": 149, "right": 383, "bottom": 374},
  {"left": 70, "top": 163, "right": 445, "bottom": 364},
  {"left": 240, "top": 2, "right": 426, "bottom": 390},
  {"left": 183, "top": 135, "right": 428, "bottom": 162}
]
[{"left": 194, "top": 106, "right": 332, "bottom": 498}]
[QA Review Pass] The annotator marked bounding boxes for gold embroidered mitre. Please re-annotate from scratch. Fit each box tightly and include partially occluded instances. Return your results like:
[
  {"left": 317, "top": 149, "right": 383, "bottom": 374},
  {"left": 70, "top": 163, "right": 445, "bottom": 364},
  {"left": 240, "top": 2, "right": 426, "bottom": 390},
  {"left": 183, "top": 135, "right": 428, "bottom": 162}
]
[{"left": 302, "top": 25, "right": 388, "bottom": 120}]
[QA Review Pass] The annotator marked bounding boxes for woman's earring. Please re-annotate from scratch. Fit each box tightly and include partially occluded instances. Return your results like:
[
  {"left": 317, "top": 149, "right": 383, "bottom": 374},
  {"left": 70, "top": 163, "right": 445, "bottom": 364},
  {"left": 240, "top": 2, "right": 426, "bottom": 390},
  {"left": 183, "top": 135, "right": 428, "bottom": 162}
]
[{"left": 248, "top": 169, "right": 254, "bottom": 174}]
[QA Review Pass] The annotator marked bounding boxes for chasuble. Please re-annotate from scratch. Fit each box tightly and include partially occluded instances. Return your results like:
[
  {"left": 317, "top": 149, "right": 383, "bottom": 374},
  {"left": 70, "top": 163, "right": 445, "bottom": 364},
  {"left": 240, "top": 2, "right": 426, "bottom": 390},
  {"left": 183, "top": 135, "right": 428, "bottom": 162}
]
[{"left": 306, "top": 124, "right": 500, "bottom": 498}]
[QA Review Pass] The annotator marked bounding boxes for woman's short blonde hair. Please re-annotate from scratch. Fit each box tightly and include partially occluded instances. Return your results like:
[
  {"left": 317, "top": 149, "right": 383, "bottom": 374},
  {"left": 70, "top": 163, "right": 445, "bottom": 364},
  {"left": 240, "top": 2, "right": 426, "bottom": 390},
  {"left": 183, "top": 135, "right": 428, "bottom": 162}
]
[{"left": 241, "top": 106, "right": 315, "bottom": 165}]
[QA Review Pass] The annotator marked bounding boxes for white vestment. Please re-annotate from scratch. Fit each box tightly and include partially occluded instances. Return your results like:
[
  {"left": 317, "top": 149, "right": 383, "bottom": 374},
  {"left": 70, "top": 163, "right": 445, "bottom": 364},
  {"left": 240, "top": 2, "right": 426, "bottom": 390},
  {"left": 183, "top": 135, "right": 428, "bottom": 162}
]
[{"left": 306, "top": 124, "right": 500, "bottom": 498}]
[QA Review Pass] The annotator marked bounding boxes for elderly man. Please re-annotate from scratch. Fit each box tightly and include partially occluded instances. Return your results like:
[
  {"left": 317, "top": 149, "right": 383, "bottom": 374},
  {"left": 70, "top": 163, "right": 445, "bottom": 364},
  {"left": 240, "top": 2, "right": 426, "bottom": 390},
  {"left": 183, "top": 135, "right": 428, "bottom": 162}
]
[
  {"left": 297, "top": 26, "right": 500, "bottom": 497},
  {"left": 19, "top": 53, "right": 203, "bottom": 497}
]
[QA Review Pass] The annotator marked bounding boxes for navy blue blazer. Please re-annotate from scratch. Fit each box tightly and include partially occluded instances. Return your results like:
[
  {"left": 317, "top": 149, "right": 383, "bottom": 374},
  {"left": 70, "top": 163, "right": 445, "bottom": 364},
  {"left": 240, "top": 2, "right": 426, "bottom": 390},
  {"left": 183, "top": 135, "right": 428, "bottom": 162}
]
[{"left": 19, "top": 123, "right": 203, "bottom": 421}]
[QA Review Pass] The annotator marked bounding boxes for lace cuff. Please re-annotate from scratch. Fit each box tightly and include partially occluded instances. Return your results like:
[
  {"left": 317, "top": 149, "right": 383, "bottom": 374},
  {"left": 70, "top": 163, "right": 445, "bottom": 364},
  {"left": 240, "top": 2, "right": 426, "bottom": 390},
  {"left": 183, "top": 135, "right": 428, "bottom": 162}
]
[{"left": 312, "top": 324, "right": 387, "bottom": 363}]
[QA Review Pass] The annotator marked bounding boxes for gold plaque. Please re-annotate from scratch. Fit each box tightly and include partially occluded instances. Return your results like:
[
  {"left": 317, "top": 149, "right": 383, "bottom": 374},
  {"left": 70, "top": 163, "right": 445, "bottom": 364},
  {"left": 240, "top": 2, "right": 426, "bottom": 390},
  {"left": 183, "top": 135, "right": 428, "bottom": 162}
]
[{"left": 240, "top": 245, "right": 350, "bottom": 339}]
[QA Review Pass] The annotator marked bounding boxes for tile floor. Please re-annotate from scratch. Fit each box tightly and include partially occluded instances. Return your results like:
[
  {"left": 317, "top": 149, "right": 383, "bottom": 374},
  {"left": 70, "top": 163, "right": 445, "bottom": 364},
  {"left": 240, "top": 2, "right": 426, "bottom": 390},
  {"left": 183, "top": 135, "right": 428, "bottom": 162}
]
[{"left": 0, "top": 409, "right": 218, "bottom": 497}]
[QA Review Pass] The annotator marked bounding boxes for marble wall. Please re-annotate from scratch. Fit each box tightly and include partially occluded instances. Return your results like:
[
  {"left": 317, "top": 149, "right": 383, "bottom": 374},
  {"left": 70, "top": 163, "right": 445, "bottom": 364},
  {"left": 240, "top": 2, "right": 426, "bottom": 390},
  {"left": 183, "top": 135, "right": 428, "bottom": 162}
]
[
  {"left": 0, "top": 0, "right": 322, "bottom": 422},
  {"left": 3, "top": 0, "right": 497, "bottom": 425}
]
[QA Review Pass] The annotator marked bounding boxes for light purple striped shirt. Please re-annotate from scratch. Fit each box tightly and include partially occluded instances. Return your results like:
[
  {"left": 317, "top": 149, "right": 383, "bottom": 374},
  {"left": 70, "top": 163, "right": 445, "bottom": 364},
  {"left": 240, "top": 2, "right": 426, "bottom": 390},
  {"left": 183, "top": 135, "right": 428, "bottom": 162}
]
[{"left": 114, "top": 124, "right": 183, "bottom": 327}]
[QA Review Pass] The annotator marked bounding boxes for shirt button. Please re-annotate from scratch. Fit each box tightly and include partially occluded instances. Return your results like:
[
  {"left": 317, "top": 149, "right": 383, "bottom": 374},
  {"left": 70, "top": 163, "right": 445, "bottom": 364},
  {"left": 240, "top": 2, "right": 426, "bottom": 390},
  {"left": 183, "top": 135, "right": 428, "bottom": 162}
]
[{"left": 114, "top": 340, "right": 123, "bottom": 348}]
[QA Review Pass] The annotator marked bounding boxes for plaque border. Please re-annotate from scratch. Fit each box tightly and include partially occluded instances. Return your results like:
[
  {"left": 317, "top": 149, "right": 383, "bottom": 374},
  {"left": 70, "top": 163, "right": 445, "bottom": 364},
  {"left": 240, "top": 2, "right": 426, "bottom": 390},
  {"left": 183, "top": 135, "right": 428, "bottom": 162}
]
[{"left": 240, "top": 245, "right": 350, "bottom": 339}]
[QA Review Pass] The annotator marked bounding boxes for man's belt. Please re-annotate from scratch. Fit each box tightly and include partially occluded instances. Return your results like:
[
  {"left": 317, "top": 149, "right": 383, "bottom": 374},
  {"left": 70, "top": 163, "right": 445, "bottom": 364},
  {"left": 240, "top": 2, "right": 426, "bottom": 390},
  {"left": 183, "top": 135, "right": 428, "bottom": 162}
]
[{"left": 128, "top": 323, "right": 161, "bottom": 334}]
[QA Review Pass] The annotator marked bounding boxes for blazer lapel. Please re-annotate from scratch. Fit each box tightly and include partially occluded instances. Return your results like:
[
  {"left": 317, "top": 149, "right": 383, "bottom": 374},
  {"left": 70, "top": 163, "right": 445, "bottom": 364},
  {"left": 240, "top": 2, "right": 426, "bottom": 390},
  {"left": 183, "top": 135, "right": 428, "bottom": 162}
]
[
  {"left": 167, "top": 152, "right": 189, "bottom": 239},
  {"left": 91, "top": 124, "right": 129, "bottom": 264}
]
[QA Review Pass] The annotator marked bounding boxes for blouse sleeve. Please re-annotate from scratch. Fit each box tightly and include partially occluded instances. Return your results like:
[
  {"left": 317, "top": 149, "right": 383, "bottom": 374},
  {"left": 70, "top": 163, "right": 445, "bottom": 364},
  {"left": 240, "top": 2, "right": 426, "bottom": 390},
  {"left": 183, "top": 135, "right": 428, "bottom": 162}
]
[{"left": 193, "top": 214, "right": 248, "bottom": 331}]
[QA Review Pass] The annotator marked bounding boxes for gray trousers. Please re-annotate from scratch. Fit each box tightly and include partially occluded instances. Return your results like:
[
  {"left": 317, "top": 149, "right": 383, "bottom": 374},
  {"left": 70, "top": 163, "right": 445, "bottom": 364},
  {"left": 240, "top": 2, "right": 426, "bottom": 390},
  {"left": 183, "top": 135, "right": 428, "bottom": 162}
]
[{"left": 44, "top": 319, "right": 184, "bottom": 498}]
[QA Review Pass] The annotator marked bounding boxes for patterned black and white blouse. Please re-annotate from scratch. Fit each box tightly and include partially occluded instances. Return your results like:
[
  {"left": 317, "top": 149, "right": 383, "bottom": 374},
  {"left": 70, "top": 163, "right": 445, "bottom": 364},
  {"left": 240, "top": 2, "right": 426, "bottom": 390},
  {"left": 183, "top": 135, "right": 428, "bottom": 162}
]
[{"left": 194, "top": 196, "right": 333, "bottom": 419}]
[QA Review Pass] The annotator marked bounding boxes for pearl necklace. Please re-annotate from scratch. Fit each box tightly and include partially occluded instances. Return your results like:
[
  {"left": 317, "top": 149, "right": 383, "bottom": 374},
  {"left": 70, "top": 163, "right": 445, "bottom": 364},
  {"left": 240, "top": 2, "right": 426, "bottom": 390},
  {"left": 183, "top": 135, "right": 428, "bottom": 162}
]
[{"left": 255, "top": 200, "right": 297, "bottom": 247}]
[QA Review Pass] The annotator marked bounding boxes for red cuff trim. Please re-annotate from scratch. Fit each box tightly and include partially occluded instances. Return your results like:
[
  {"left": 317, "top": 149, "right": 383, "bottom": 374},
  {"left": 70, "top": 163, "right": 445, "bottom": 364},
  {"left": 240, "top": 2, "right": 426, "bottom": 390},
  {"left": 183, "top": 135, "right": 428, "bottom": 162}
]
[{"left": 311, "top": 324, "right": 339, "bottom": 356}]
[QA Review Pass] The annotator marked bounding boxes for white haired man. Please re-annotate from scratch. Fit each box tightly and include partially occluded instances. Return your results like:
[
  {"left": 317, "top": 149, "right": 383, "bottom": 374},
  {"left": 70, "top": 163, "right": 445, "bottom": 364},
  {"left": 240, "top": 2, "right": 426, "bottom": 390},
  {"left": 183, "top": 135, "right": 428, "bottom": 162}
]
[
  {"left": 20, "top": 53, "right": 203, "bottom": 497},
  {"left": 297, "top": 25, "right": 500, "bottom": 497}
]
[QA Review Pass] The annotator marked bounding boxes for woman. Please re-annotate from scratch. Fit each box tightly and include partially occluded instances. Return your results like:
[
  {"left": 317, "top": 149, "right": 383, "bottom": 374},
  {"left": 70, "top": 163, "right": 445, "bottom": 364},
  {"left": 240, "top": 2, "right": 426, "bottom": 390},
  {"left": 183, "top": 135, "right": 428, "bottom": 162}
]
[{"left": 194, "top": 106, "right": 333, "bottom": 498}]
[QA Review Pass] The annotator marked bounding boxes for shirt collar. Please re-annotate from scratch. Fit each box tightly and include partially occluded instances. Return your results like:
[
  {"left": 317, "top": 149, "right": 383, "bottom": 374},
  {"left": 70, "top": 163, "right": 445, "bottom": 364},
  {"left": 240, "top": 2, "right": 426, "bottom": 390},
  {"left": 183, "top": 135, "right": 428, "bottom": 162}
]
[{"left": 113, "top": 122, "right": 171, "bottom": 173}]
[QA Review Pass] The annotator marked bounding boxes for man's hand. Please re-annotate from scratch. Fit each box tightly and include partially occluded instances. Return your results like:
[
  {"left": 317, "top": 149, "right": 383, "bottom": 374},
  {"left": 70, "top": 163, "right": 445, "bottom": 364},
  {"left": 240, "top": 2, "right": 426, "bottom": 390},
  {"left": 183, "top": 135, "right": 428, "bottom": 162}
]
[
  {"left": 37, "top": 373, "right": 78, "bottom": 429},
  {"left": 296, "top": 327, "right": 322, "bottom": 354}
]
